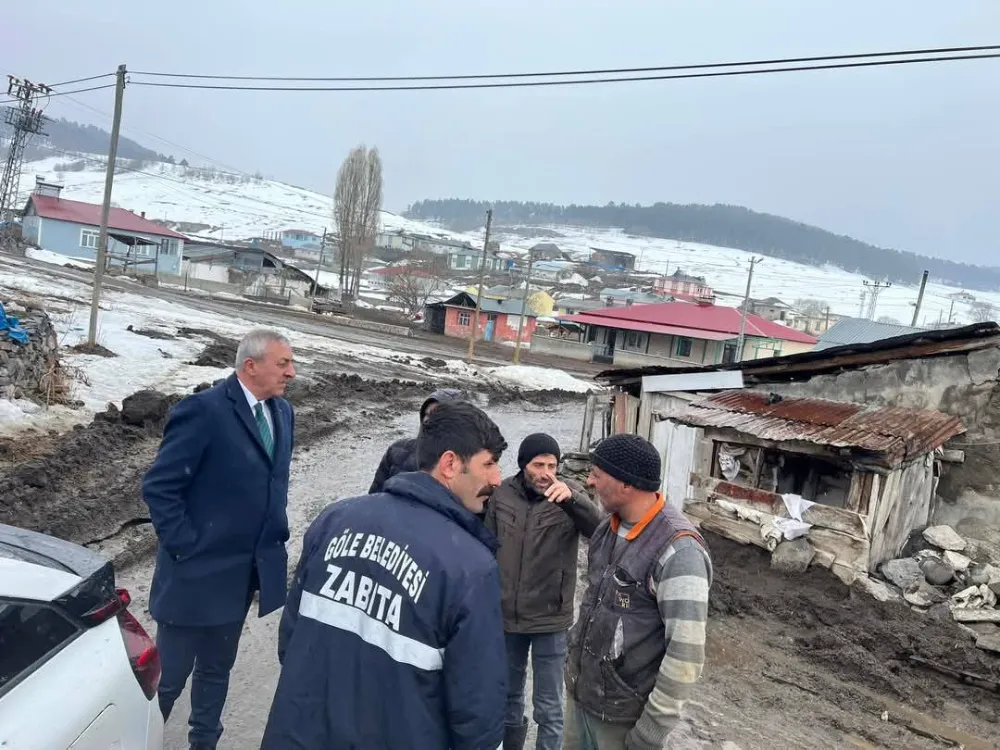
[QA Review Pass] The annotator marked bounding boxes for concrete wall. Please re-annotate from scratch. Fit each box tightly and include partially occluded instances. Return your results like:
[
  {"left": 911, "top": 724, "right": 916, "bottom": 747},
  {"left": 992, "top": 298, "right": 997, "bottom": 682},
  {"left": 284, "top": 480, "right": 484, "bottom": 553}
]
[
  {"left": 530, "top": 335, "right": 594, "bottom": 361},
  {"left": 764, "top": 345, "right": 1000, "bottom": 528}
]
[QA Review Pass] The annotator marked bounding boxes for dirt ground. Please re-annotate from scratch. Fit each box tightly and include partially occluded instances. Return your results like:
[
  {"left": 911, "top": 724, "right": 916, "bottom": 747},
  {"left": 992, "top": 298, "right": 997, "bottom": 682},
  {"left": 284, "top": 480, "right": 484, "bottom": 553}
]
[{"left": 679, "top": 535, "right": 1000, "bottom": 749}]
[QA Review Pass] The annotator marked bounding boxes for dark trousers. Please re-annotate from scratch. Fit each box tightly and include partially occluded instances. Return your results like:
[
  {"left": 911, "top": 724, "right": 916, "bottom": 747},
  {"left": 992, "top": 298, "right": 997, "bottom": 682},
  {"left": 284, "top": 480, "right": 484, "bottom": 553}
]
[
  {"left": 156, "top": 619, "right": 246, "bottom": 749},
  {"left": 505, "top": 630, "right": 568, "bottom": 750}
]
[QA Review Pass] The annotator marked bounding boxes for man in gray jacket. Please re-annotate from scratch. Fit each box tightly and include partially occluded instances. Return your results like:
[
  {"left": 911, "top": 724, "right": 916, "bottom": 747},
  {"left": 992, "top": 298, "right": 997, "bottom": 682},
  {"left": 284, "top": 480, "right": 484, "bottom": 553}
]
[
  {"left": 566, "top": 433, "right": 712, "bottom": 750},
  {"left": 485, "top": 433, "right": 602, "bottom": 750}
]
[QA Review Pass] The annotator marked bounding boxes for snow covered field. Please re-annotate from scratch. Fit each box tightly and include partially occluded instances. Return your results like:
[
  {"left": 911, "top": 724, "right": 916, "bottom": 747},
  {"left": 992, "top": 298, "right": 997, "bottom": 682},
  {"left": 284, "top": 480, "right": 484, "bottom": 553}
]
[
  {"left": 0, "top": 254, "right": 593, "bottom": 436},
  {"left": 17, "top": 154, "right": 997, "bottom": 327}
]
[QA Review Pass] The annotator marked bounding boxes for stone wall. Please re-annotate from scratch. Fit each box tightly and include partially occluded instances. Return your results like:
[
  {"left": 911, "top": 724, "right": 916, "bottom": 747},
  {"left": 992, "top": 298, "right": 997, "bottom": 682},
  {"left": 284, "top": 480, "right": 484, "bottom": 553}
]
[
  {"left": 0, "top": 302, "right": 61, "bottom": 401},
  {"left": 763, "top": 346, "right": 1000, "bottom": 527}
]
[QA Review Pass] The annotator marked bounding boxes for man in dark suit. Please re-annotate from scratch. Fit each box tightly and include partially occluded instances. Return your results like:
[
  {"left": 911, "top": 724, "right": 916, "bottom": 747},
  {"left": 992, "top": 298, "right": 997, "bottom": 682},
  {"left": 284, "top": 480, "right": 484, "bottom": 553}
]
[{"left": 142, "top": 328, "right": 296, "bottom": 750}]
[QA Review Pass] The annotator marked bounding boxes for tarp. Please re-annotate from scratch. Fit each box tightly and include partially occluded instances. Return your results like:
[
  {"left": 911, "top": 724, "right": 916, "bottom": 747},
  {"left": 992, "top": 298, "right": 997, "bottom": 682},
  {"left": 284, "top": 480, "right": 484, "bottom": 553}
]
[{"left": 0, "top": 302, "right": 28, "bottom": 345}]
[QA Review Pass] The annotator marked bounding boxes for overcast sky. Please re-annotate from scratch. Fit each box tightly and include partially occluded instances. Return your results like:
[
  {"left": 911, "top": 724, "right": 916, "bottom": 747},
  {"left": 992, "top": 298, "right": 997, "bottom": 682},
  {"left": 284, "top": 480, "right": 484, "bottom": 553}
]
[{"left": 8, "top": 1, "right": 999, "bottom": 263}]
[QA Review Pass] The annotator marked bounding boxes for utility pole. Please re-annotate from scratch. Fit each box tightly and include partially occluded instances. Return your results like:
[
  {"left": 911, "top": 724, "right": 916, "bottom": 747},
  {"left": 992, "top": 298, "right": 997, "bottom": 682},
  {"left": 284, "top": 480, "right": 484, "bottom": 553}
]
[
  {"left": 948, "top": 297, "right": 957, "bottom": 325},
  {"left": 311, "top": 227, "right": 327, "bottom": 299},
  {"left": 512, "top": 247, "right": 537, "bottom": 365},
  {"left": 734, "top": 257, "right": 762, "bottom": 363},
  {"left": 911, "top": 269, "right": 928, "bottom": 327},
  {"left": 858, "top": 289, "right": 867, "bottom": 318},
  {"left": 862, "top": 279, "right": 891, "bottom": 320},
  {"left": 87, "top": 64, "right": 126, "bottom": 346},
  {"left": 466, "top": 209, "right": 493, "bottom": 361},
  {"left": 0, "top": 75, "right": 50, "bottom": 224}
]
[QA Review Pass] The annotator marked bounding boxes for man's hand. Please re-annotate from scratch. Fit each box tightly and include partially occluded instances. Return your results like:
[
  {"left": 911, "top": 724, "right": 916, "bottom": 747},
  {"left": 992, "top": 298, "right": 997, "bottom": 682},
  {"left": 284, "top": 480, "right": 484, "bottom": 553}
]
[{"left": 544, "top": 480, "right": 573, "bottom": 503}]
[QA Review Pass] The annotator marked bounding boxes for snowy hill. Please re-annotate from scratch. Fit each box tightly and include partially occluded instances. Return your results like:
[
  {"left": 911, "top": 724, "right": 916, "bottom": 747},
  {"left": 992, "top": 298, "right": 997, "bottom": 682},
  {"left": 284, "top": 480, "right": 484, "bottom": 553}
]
[{"left": 17, "top": 154, "right": 998, "bottom": 327}]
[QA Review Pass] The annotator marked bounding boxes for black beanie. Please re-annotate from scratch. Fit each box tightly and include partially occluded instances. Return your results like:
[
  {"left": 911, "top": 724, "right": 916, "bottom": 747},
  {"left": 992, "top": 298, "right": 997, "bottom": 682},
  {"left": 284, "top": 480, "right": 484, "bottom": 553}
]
[
  {"left": 419, "top": 388, "right": 463, "bottom": 422},
  {"left": 518, "top": 433, "right": 561, "bottom": 470},
  {"left": 590, "top": 434, "right": 661, "bottom": 492}
]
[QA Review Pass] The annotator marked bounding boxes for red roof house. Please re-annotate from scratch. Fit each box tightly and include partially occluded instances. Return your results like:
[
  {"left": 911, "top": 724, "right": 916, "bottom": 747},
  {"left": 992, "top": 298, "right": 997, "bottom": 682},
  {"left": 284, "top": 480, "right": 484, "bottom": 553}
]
[
  {"left": 26, "top": 194, "right": 186, "bottom": 239},
  {"left": 22, "top": 183, "right": 187, "bottom": 274},
  {"left": 560, "top": 300, "right": 816, "bottom": 367}
]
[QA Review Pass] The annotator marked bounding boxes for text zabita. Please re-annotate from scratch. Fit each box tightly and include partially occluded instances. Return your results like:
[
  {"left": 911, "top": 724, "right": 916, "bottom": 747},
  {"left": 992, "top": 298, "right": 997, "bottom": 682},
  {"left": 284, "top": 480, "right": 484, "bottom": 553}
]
[{"left": 319, "top": 528, "right": 430, "bottom": 633}]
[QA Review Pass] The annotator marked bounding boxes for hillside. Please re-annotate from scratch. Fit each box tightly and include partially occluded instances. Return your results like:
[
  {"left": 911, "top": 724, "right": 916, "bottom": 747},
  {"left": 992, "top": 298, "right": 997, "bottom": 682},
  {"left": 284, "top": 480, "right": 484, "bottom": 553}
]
[
  {"left": 13, "top": 153, "right": 1000, "bottom": 328},
  {"left": 0, "top": 117, "right": 170, "bottom": 164},
  {"left": 406, "top": 199, "right": 1000, "bottom": 292}
]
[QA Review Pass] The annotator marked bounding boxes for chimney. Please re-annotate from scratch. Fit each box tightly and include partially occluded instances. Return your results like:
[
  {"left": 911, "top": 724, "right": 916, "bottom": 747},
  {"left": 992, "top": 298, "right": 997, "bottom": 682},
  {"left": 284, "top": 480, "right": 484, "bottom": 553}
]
[
  {"left": 141, "top": 211, "right": 146, "bottom": 218},
  {"left": 34, "top": 176, "right": 63, "bottom": 199}
]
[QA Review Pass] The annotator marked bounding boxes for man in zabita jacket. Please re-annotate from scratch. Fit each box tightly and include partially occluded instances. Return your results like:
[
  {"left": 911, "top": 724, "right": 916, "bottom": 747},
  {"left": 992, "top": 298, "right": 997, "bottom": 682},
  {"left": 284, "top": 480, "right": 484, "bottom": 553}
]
[{"left": 261, "top": 400, "right": 509, "bottom": 750}]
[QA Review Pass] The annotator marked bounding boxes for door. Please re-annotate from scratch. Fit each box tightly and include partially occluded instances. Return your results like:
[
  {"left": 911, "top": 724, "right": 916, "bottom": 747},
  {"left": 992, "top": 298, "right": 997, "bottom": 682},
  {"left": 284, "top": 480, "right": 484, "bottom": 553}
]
[
  {"left": 650, "top": 419, "right": 699, "bottom": 510},
  {"left": 485, "top": 314, "right": 497, "bottom": 342}
]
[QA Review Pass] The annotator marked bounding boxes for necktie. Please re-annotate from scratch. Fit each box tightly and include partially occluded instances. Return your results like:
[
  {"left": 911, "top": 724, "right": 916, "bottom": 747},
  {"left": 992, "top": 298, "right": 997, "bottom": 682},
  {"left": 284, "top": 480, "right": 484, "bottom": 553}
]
[{"left": 254, "top": 402, "right": 274, "bottom": 459}]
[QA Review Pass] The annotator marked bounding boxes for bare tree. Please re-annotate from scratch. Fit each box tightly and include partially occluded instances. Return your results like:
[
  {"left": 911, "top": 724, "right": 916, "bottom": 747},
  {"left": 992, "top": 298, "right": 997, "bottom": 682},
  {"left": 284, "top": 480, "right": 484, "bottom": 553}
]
[
  {"left": 794, "top": 298, "right": 828, "bottom": 317},
  {"left": 970, "top": 300, "right": 996, "bottom": 323},
  {"left": 334, "top": 145, "right": 383, "bottom": 299},
  {"left": 385, "top": 267, "right": 445, "bottom": 318}
]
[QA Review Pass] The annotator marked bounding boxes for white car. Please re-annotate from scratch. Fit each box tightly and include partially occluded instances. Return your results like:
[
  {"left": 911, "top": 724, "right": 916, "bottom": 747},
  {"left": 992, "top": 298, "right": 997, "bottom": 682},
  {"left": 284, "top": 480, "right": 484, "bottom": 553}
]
[{"left": 0, "top": 523, "right": 164, "bottom": 749}]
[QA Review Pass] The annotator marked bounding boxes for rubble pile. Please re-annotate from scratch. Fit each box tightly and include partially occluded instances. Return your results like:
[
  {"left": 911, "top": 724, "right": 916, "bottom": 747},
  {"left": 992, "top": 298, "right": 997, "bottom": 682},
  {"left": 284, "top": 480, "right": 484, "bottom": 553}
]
[
  {"left": 0, "top": 299, "right": 62, "bottom": 401},
  {"left": 858, "top": 524, "right": 1000, "bottom": 653}
]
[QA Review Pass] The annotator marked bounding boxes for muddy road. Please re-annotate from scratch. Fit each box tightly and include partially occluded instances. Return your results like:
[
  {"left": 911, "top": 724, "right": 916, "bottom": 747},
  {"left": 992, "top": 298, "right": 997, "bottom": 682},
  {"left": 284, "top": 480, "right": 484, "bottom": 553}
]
[{"left": 112, "top": 399, "right": 589, "bottom": 750}]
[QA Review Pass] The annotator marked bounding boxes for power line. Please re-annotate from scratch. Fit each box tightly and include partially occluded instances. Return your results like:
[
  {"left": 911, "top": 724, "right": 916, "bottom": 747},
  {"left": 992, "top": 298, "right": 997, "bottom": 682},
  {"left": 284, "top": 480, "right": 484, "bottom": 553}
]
[
  {"left": 49, "top": 73, "right": 115, "bottom": 88},
  {"left": 0, "top": 83, "right": 116, "bottom": 107},
  {"left": 131, "top": 44, "right": 1000, "bottom": 82},
  {"left": 127, "top": 52, "right": 1000, "bottom": 93}
]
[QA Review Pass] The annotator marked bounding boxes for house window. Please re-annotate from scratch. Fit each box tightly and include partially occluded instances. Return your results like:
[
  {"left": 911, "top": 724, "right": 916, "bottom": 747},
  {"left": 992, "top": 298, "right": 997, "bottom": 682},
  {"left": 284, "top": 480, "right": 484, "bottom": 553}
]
[
  {"left": 80, "top": 228, "right": 100, "bottom": 249},
  {"left": 457, "top": 311, "right": 472, "bottom": 327},
  {"left": 675, "top": 337, "right": 693, "bottom": 357}
]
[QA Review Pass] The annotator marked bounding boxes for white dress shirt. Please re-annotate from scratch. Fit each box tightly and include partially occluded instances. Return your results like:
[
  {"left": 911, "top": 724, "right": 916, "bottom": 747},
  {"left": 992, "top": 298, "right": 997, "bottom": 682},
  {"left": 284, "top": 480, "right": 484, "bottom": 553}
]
[{"left": 238, "top": 377, "right": 274, "bottom": 436}]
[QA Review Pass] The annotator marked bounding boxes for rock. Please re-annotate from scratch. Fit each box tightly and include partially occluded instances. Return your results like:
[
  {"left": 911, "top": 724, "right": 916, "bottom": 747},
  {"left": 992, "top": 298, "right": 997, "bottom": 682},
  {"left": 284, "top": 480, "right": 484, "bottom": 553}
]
[
  {"left": 965, "top": 562, "right": 993, "bottom": 587},
  {"left": 951, "top": 584, "right": 998, "bottom": 610},
  {"left": 964, "top": 536, "right": 1000, "bottom": 566},
  {"left": 854, "top": 575, "right": 902, "bottom": 603},
  {"left": 770, "top": 538, "right": 816, "bottom": 574},
  {"left": 943, "top": 550, "right": 972, "bottom": 572},
  {"left": 903, "top": 582, "right": 947, "bottom": 608},
  {"left": 928, "top": 602, "right": 952, "bottom": 621},
  {"left": 919, "top": 556, "right": 955, "bottom": 586},
  {"left": 977, "top": 632, "right": 1000, "bottom": 653},
  {"left": 881, "top": 558, "right": 924, "bottom": 591},
  {"left": 922, "top": 525, "right": 967, "bottom": 552},
  {"left": 121, "top": 390, "right": 173, "bottom": 426}
]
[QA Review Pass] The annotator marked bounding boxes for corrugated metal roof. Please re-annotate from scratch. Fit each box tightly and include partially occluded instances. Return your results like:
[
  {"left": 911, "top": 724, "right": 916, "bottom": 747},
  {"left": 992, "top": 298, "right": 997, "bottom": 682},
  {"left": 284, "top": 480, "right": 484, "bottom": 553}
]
[
  {"left": 595, "top": 322, "right": 1000, "bottom": 389},
  {"left": 671, "top": 390, "right": 964, "bottom": 467},
  {"left": 815, "top": 317, "right": 924, "bottom": 350}
]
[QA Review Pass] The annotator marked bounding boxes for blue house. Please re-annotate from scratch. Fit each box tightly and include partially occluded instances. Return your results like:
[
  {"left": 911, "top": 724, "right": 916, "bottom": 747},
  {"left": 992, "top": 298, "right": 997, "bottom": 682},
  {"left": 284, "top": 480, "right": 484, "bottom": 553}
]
[
  {"left": 280, "top": 228, "right": 323, "bottom": 252},
  {"left": 21, "top": 180, "right": 186, "bottom": 275}
]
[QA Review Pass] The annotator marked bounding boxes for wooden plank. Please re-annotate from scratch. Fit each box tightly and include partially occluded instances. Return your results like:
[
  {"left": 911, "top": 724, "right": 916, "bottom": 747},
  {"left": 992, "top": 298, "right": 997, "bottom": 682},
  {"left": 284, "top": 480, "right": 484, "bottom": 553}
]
[
  {"left": 939, "top": 449, "right": 965, "bottom": 463},
  {"left": 701, "top": 475, "right": 868, "bottom": 537},
  {"left": 799, "top": 504, "right": 868, "bottom": 538},
  {"left": 808, "top": 527, "right": 870, "bottom": 570},
  {"left": 636, "top": 396, "right": 654, "bottom": 440},
  {"left": 951, "top": 609, "right": 1000, "bottom": 623},
  {"left": 699, "top": 515, "right": 771, "bottom": 550},
  {"left": 579, "top": 393, "right": 596, "bottom": 452},
  {"left": 846, "top": 472, "right": 864, "bottom": 512}
]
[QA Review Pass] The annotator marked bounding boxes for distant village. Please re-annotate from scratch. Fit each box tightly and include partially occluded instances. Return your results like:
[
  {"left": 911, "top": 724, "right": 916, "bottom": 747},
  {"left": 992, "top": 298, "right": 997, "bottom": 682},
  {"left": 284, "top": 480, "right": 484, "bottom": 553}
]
[{"left": 15, "top": 175, "right": 943, "bottom": 370}]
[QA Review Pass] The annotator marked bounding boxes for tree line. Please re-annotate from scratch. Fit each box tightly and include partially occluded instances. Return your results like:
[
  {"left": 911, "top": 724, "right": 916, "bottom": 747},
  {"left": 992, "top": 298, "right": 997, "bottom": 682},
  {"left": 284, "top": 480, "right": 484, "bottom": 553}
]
[
  {"left": 1, "top": 117, "right": 171, "bottom": 164},
  {"left": 405, "top": 199, "right": 1000, "bottom": 292}
]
